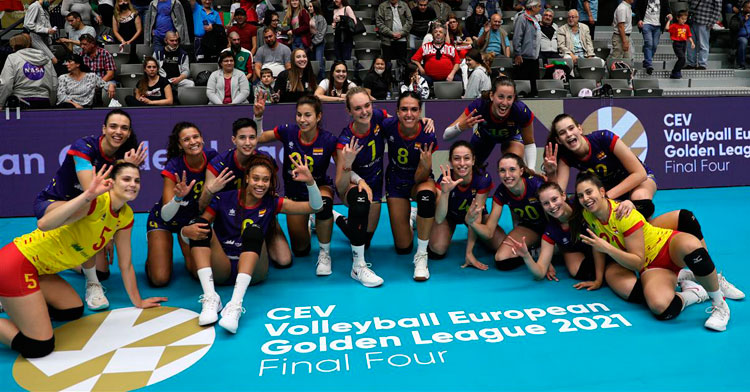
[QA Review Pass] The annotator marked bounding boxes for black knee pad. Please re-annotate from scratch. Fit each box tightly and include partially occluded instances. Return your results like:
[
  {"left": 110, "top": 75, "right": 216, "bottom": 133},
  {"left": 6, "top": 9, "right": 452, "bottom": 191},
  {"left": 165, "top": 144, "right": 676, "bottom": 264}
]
[
  {"left": 47, "top": 305, "right": 84, "bottom": 321},
  {"left": 188, "top": 217, "right": 213, "bottom": 248},
  {"left": 241, "top": 224, "right": 265, "bottom": 255},
  {"left": 496, "top": 256, "right": 524, "bottom": 271},
  {"left": 347, "top": 189, "right": 370, "bottom": 218},
  {"left": 96, "top": 270, "right": 110, "bottom": 281},
  {"left": 655, "top": 295, "right": 683, "bottom": 321},
  {"left": 683, "top": 248, "right": 715, "bottom": 277},
  {"left": 678, "top": 209, "right": 704, "bottom": 240},
  {"left": 416, "top": 190, "right": 436, "bottom": 218},
  {"left": 626, "top": 278, "right": 646, "bottom": 304},
  {"left": 632, "top": 199, "right": 655, "bottom": 219},
  {"left": 573, "top": 256, "right": 596, "bottom": 281},
  {"left": 11, "top": 332, "right": 55, "bottom": 358},
  {"left": 395, "top": 242, "right": 413, "bottom": 255},
  {"left": 315, "top": 197, "right": 334, "bottom": 220},
  {"left": 292, "top": 242, "right": 311, "bottom": 257},
  {"left": 427, "top": 247, "right": 446, "bottom": 260}
]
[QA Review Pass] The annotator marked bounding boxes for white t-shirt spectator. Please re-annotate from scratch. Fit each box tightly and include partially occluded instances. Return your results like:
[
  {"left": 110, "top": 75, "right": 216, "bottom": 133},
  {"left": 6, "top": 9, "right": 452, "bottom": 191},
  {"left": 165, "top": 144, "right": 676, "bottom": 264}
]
[{"left": 317, "top": 79, "right": 356, "bottom": 97}]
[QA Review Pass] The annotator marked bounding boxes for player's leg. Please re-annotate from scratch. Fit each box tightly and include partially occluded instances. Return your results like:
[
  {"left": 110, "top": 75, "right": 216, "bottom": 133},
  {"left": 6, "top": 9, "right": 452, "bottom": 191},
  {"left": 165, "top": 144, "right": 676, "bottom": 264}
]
[
  {"left": 410, "top": 180, "right": 437, "bottom": 281},
  {"left": 563, "top": 251, "right": 595, "bottom": 281},
  {"left": 218, "top": 225, "right": 265, "bottom": 333},
  {"left": 386, "top": 197, "right": 414, "bottom": 254},
  {"left": 629, "top": 177, "right": 657, "bottom": 219},
  {"left": 40, "top": 274, "right": 84, "bottom": 321},
  {"left": 287, "top": 213, "right": 312, "bottom": 257},
  {"left": 146, "top": 229, "right": 175, "bottom": 287},
  {"left": 266, "top": 218, "right": 292, "bottom": 268},
  {"left": 428, "top": 219, "right": 456, "bottom": 259},
  {"left": 604, "top": 262, "right": 645, "bottom": 304},
  {"left": 314, "top": 186, "right": 335, "bottom": 276}
]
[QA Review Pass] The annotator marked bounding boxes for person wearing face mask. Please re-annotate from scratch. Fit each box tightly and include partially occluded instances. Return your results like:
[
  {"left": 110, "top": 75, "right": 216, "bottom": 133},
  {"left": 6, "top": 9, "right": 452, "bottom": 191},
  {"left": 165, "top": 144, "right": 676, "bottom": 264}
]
[
  {"left": 154, "top": 30, "right": 194, "bottom": 93},
  {"left": 362, "top": 56, "right": 392, "bottom": 100},
  {"left": 23, "top": 0, "right": 58, "bottom": 64},
  {"left": 222, "top": 31, "right": 254, "bottom": 81},
  {"left": 113, "top": 0, "right": 143, "bottom": 48}
]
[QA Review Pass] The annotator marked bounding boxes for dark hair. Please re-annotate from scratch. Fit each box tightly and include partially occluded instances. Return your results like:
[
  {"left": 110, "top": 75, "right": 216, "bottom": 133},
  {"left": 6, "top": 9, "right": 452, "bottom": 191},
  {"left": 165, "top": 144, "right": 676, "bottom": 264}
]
[
  {"left": 537, "top": 181, "right": 565, "bottom": 199},
  {"left": 79, "top": 33, "right": 97, "bottom": 44},
  {"left": 264, "top": 10, "right": 279, "bottom": 27},
  {"left": 110, "top": 162, "right": 140, "bottom": 179},
  {"left": 288, "top": 48, "right": 317, "bottom": 93},
  {"left": 310, "top": 0, "right": 322, "bottom": 15},
  {"left": 569, "top": 172, "right": 606, "bottom": 240},
  {"left": 260, "top": 67, "right": 273, "bottom": 77},
  {"left": 367, "top": 56, "right": 393, "bottom": 86},
  {"left": 402, "top": 62, "right": 420, "bottom": 86},
  {"left": 296, "top": 94, "right": 323, "bottom": 116},
  {"left": 498, "top": 152, "right": 528, "bottom": 174},
  {"left": 65, "top": 53, "right": 91, "bottom": 72},
  {"left": 676, "top": 9, "right": 689, "bottom": 18},
  {"left": 103, "top": 109, "right": 139, "bottom": 159},
  {"left": 66, "top": 11, "right": 82, "bottom": 20},
  {"left": 234, "top": 7, "right": 247, "bottom": 15},
  {"left": 326, "top": 61, "right": 350, "bottom": 96},
  {"left": 538, "top": 181, "right": 583, "bottom": 242},
  {"left": 136, "top": 56, "right": 159, "bottom": 96},
  {"left": 243, "top": 154, "right": 279, "bottom": 198},
  {"left": 232, "top": 117, "right": 258, "bottom": 137},
  {"left": 397, "top": 90, "right": 422, "bottom": 108},
  {"left": 575, "top": 171, "right": 605, "bottom": 190},
  {"left": 218, "top": 51, "right": 234, "bottom": 66},
  {"left": 337, "top": 0, "right": 350, "bottom": 8},
  {"left": 546, "top": 113, "right": 578, "bottom": 149},
  {"left": 166, "top": 122, "right": 201, "bottom": 159},
  {"left": 481, "top": 75, "right": 516, "bottom": 101},
  {"left": 448, "top": 140, "right": 482, "bottom": 174}
]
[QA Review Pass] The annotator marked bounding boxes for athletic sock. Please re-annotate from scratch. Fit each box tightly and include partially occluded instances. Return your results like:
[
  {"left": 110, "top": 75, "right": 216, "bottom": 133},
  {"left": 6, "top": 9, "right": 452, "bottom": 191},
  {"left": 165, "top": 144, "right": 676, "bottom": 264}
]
[
  {"left": 197, "top": 267, "right": 216, "bottom": 295},
  {"left": 679, "top": 290, "right": 702, "bottom": 308},
  {"left": 83, "top": 266, "right": 100, "bottom": 284},
  {"left": 417, "top": 238, "right": 429, "bottom": 254},
  {"left": 708, "top": 290, "right": 725, "bottom": 306},
  {"left": 352, "top": 245, "right": 365, "bottom": 267},
  {"left": 230, "top": 273, "right": 251, "bottom": 304},
  {"left": 332, "top": 210, "right": 342, "bottom": 222},
  {"left": 319, "top": 242, "right": 331, "bottom": 254}
]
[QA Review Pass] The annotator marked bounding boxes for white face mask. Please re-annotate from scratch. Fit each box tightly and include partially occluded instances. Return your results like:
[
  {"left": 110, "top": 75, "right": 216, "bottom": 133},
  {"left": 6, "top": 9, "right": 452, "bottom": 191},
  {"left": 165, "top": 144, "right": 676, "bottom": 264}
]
[{"left": 374, "top": 68, "right": 385, "bottom": 75}]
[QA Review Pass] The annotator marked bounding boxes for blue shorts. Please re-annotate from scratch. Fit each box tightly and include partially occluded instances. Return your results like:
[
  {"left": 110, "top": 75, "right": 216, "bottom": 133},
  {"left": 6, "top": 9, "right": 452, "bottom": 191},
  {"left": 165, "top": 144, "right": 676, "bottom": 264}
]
[
  {"left": 146, "top": 203, "right": 183, "bottom": 234},
  {"left": 517, "top": 220, "right": 546, "bottom": 235},
  {"left": 364, "top": 172, "right": 384, "bottom": 201},
  {"left": 386, "top": 174, "right": 416, "bottom": 199},
  {"left": 286, "top": 176, "right": 334, "bottom": 202},
  {"left": 470, "top": 132, "right": 524, "bottom": 166},
  {"left": 32, "top": 197, "right": 56, "bottom": 220}
]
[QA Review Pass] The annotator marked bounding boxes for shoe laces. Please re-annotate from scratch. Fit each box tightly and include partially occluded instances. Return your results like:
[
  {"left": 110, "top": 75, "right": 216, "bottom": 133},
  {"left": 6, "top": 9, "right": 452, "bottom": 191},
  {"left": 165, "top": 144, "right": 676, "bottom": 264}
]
[
  {"left": 198, "top": 293, "right": 218, "bottom": 305},
  {"left": 86, "top": 282, "right": 107, "bottom": 297},
  {"left": 317, "top": 250, "right": 331, "bottom": 265},
  {"left": 718, "top": 273, "right": 737, "bottom": 290},
  {"left": 705, "top": 303, "right": 728, "bottom": 316},
  {"left": 225, "top": 302, "right": 246, "bottom": 317},
  {"left": 356, "top": 263, "right": 376, "bottom": 277},
  {"left": 414, "top": 252, "right": 428, "bottom": 268}
]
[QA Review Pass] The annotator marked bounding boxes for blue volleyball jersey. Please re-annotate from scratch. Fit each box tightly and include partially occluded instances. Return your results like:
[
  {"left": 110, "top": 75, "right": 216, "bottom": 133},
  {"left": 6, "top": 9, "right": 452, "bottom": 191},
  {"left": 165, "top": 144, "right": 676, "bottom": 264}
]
[
  {"left": 206, "top": 190, "right": 283, "bottom": 258},
  {"left": 336, "top": 108, "right": 387, "bottom": 188},
  {"left": 558, "top": 130, "right": 655, "bottom": 191},
  {"left": 38, "top": 135, "right": 116, "bottom": 201},
  {"left": 207, "top": 148, "right": 275, "bottom": 193},
  {"left": 492, "top": 175, "right": 546, "bottom": 229},
  {"left": 542, "top": 204, "right": 588, "bottom": 253},
  {"left": 436, "top": 169, "right": 493, "bottom": 223},
  {"left": 273, "top": 124, "right": 337, "bottom": 198},
  {"left": 381, "top": 117, "right": 438, "bottom": 181},
  {"left": 466, "top": 99, "right": 534, "bottom": 144}
]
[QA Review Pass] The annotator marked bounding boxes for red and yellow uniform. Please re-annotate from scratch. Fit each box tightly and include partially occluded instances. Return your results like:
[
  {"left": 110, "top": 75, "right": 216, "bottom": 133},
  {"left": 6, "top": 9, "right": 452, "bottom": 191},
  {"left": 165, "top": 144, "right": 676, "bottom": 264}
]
[
  {"left": 0, "top": 193, "right": 133, "bottom": 297},
  {"left": 583, "top": 199, "right": 677, "bottom": 272}
]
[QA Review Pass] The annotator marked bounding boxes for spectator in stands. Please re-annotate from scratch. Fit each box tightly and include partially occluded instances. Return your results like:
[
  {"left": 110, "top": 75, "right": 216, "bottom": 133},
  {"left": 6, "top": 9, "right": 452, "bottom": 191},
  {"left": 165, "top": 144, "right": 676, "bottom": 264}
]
[
  {"left": 154, "top": 31, "right": 195, "bottom": 92},
  {"left": 539, "top": 8, "right": 560, "bottom": 63},
  {"left": 308, "top": 1, "right": 328, "bottom": 81},
  {"left": 58, "top": 11, "right": 96, "bottom": 55},
  {"left": 429, "top": 0, "right": 451, "bottom": 24},
  {"left": 411, "top": 0, "right": 437, "bottom": 50},
  {"left": 686, "top": 0, "right": 722, "bottom": 69},
  {"left": 377, "top": 0, "right": 413, "bottom": 64},
  {"left": 237, "top": 0, "right": 260, "bottom": 23},
  {"left": 636, "top": 0, "right": 672, "bottom": 75},
  {"left": 255, "top": 67, "right": 278, "bottom": 103},
  {"left": 363, "top": 56, "right": 393, "bottom": 100},
  {"left": 513, "top": 0, "right": 547, "bottom": 11},
  {"left": 0, "top": 33, "right": 57, "bottom": 110},
  {"left": 223, "top": 31, "right": 254, "bottom": 81},
  {"left": 577, "top": 0, "right": 597, "bottom": 39},
  {"left": 61, "top": 0, "right": 102, "bottom": 32},
  {"left": 125, "top": 56, "right": 174, "bottom": 105},
  {"left": 666, "top": 11, "right": 695, "bottom": 78},
  {"left": 98, "top": 0, "right": 115, "bottom": 29},
  {"left": 228, "top": 8, "right": 258, "bottom": 55},
  {"left": 467, "top": 0, "right": 498, "bottom": 18},
  {"left": 411, "top": 23, "right": 461, "bottom": 84},
  {"left": 257, "top": 11, "right": 283, "bottom": 47},
  {"left": 254, "top": 26, "right": 291, "bottom": 78},
  {"left": 57, "top": 53, "right": 116, "bottom": 108},
  {"left": 23, "top": 0, "right": 57, "bottom": 64},
  {"left": 443, "top": 0, "right": 461, "bottom": 12},
  {"left": 315, "top": 60, "right": 356, "bottom": 102},
  {"left": 113, "top": 0, "right": 143, "bottom": 48},
  {"left": 477, "top": 13, "right": 511, "bottom": 58},
  {"left": 611, "top": 0, "right": 634, "bottom": 62},
  {"left": 332, "top": 0, "right": 357, "bottom": 60},
  {"left": 513, "top": 0, "right": 542, "bottom": 96},
  {"left": 446, "top": 13, "right": 466, "bottom": 44},
  {"left": 80, "top": 34, "right": 116, "bottom": 83},
  {"left": 463, "top": 48, "right": 492, "bottom": 99},
  {"left": 132, "top": 0, "right": 150, "bottom": 23},
  {"left": 729, "top": 0, "right": 750, "bottom": 69},
  {"left": 464, "top": 3, "right": 488, "bottom": 41},
  {"left": 283, "top": 0, "right": 312, "bottom": 51},
  {"left": 207, "top": 51, "right": 251, "bottom": 104},
  {"left": 556, "top": 8, "right": 595, "bottom": 64},
  {"left": 145, "top": 0, "right": 190, "bottom": 53},
  {"left": 274, "top": 48, "right": 317, "bottom": 102},
  {"left": 192, "top": 0, "right": 223, "bottom": 60},
  {"left": 400, "top": 62, "right": 430, "bottom": 98}
]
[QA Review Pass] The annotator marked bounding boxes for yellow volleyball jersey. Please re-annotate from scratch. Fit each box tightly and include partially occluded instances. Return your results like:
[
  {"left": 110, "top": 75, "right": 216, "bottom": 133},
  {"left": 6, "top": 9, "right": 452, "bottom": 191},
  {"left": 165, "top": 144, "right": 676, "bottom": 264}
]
[
  {"left": 14, "top": 192, "right": 134, "bottom": 275},
  {"left": 582, "top": 199, "right": 673, "bottom": 269}
]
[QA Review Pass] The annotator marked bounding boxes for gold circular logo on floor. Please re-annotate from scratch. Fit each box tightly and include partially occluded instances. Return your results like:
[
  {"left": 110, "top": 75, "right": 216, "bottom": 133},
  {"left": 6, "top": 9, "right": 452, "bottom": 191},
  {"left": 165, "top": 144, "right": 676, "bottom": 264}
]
[
  {"left": 13, "top": 307, "right": 214, "bottom": 391},
  {"left": 582, "top": 106, "right": 648, "bottom": 162}
]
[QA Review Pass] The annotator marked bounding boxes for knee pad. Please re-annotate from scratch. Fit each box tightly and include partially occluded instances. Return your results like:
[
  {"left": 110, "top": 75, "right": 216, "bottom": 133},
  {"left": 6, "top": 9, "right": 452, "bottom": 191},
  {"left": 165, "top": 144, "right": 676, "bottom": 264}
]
[
  {"left": 632, "top": 199, "right": 655, "bottom": 219},
  {"left": 11, "top": 332, "right": 55, "bottom": 358},
  {"left": 315, "top": 197, "right": 334, "bottom": 220},
  {"left": 395, "top": 242, "right": 413, "bottom": 255},
  {"left": 47, "top": 305, "right": 84, "bottom": 321},
  {"left": 347, "top": 189, "right": 370, "bottom": 218},
  {"left": 188, "top": 217, "right": 212, "bottom": 248},
  {"left": 496, "top": 256, "right": 524, "bottom": 271},
  {"left": 96, "top": 270, "right": 110, "bottom": 281},
  {"left": 678, "top": 209, "right": 704, "bottom": 240},
  {"left": 427, "top": 247, "right": 446, "bottom": 260},
  {"left": 292, "top": 242, "right": 311, "bottom": 257},
  {"left": 573, "top": 256, "right": 596, "bottom": 281},
  {"left": 626, "top": 278, "right": 646, "bottom": 304},
  {"left": 416, "top": 190, "right": 436, "bottom": 218},
  {"left": 683, "top": 248, "right": 715, "bottom": 277},
  {"left": 241, "top": 224, "right": 265, "bottom": 255},
  {"left": 655, "top": 295, "right": 683, "bottom": 321}
]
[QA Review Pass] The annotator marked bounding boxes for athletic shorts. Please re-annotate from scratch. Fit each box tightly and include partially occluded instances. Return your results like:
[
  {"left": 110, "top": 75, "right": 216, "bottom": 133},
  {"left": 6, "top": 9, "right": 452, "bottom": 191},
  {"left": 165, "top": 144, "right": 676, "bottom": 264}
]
[
  {"left": 446, "top": 208, "right": 487, "bottom": 226},
  {"left": 32, "top": 194, "right": 59, "bottom": 220},
  {"left": 471, "top": 133, "right": 524, "bottom": 166},
  {"left": 386, "top": 173, "right": 416, "bottom": 199},
  {"left": 146, "top": 204, "right": 184, "bottom": 234},
  {"left": 286, "top": 176, "right": 334, "bottom": 201},
  {"left": 517, "top": 221, "right": 546, "bottom": 235},
  {"left": 0, "top": 243, "right": 41, "bottom": 297},
  {"left": 362, "top": 172, "right": 384, "bottom": 201},
  {"left": 641, "top": 231, "right": 681, "bottom": 275}
]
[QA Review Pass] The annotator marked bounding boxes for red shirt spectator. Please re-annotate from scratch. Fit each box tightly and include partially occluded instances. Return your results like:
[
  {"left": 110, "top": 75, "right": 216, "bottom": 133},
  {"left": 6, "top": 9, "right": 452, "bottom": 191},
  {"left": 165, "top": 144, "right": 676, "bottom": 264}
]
[
  {"left": 239, "top": 0, "right": 258, "bottom": 22},
  {"left": 411, "top": 41, "right": 460, "bottom": 80},
  {"left": 668, "top": 22, "right": 691, "bottom": 42},
  {"left": 228, "top": 9, "right": 258, "bottom": 53}
]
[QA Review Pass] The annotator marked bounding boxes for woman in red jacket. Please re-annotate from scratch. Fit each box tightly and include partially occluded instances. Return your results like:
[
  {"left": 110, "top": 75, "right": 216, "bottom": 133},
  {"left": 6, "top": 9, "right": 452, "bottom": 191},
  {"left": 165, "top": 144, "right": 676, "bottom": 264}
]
[{"left": 282, "top": 0, "right": 311, "bottom": 51}]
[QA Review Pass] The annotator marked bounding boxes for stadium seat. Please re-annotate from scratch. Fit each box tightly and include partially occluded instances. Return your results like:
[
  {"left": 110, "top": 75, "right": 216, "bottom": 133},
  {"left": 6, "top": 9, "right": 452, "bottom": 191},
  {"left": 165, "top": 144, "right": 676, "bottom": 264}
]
[
  {"left": 104, "top": 44, "right": 129, "bottom": 55},
  {"left": 190, "top": 63, "right": 219, "bottom": 79},
  {"left": 135, "top": 44, "right": 153, "bottom": 62},
  {"left": 569, "top": 79, "right": 597, "bottom": 96},
  {"left": 601, "top": 79, "right": 633, "bottom": 97},
  {"left": 118, "top": 73, "right": 142, "bottom": 88},
  {"left": 433, "top": 81, "right": 464, "bottom": 99},
  {"left": 102, "top": 87, "right": 132, "bottom": 107},
  {"left": 577, "top": 57, "right": 606, "bottom": 81},
  {"left": 633, "top": 79, "right": 662, "bottom": 96},
  {"left": 119, "top": 63, "right": 143, "bottom": 76},
  {"left": 491, "top": 57, "right": 514, "bottom": 73},
  {"left": 515, "top": 80, "right": 532, "bottom": 97},
  {"left": 536, "top": 79, "right": 567, "bottom": 97},
  {"left": 111, "top": 52, "right": 130, "bottom": 70},
  {"left": 179, "top": 86, "right": 209, "bottom": 105}
]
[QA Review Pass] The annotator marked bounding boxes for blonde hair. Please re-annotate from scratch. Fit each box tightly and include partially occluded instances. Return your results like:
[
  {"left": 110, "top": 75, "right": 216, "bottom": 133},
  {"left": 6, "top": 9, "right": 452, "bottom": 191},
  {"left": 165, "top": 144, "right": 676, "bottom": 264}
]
[{"left": 114, "top": 0, "right": 138, "bottom": 22}]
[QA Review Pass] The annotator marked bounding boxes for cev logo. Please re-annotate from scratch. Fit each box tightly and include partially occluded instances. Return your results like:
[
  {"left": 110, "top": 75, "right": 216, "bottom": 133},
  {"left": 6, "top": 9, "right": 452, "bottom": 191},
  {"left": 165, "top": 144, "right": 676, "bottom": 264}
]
[
  {"left": 581, "top": 107, "right": 648, "bottom": 162},
  {"left": 13, "top": 307, "right": 214, "bottom": 391}
]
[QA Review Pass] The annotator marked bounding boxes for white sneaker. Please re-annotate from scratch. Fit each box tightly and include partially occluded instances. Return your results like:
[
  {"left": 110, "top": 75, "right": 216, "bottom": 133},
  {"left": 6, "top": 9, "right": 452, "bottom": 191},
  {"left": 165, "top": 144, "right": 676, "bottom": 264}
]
[
  {"left": 679, "top": 280, "right": 709, "bottom": 305},
  {"left": 0, "top": 300, "right": 4, "bottom": 313},
  {"left": 677, "top": 269, "right": 695, "bottom": 283},
  {"left": 218, "top": 300, "right": 245, "bottom": 334},
  {"left": 718, "top": 273, "right": 745, "bottom": 300},
  {"left": 410, "top": 206, "right": 418, "bottom": 231},
  {"left": 413, "top": 251, "right": 429, "bottom": 281},
  {"left": 85, "top": 282, "right": 110, "bottom": 311},
  {"left": 351, "top": 263, "right": 384, "bottom": 287},
  {"left": 198, "top": 292, "right": 222, "bottom": 326},
  {"left": 316, "top": 249, "right": 332, "bottom": 276},
  {"left": 704, "top": 301, "right": 730, "bottom": 332},
  {"left": 309, "top": 215, "right": 316, "bottom": 233}
]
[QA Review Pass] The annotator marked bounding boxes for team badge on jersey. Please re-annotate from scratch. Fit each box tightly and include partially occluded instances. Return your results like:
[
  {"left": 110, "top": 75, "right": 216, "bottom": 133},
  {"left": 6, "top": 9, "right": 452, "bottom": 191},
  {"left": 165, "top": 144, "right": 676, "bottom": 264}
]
[
  {"left": 259, "top": 209, "right": 267, "bottom": 217},
  {"left": 228, "top": 208, "right": 236, "bottom": 216},
  {"left": 313, "top": 148, "right": 324, "bottom": 155},
  {"left": 597, "top": 151, "right": 607, "bottom": 160}
]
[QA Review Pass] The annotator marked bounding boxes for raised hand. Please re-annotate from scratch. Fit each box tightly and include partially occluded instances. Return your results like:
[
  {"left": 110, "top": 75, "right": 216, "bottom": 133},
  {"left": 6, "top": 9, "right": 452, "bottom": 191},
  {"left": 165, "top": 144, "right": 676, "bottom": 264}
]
[
  {"left": 422, "top": 117, "right": 436, "bottom": 133},
  {"left": 439, "top": 164, "right": 462, "bottom": 194},
  {"left": 123, "top": 142, "right": 148, "bottom": 166},
  {"left": 503, "top": 235, "right": 530, "bottom": 258},
  {"left": 464, "top": 199, "right": 483, "bottom": 225},
  {"left": 542, "top": 142, "right": 558, "bottom": 175},
  {"left": 290, "top": 153, "right": 314, "bottom": 184},
  {"left": 579, "top": 228, "right": 611, "bottom": 254},
  {"left": 419, "top": 142, "right": 434, "bottom": 170},
  {"left": 174, "top": 170, "right": 197, "bottom": 199},
  {"left": 206, "top": 168, "right": 236, "bottom": 194},
  {"left": 86, "top": 164, "right": 114, "bottom": 199},
  {"left": 342, "top": 137, "right": 363, "bottom": 169},
  {"left": 459, "top": 109, "right": 484, "bottom": 130},
  {"left": 254, "top": 91, "right": 267, "bottom": 117}
]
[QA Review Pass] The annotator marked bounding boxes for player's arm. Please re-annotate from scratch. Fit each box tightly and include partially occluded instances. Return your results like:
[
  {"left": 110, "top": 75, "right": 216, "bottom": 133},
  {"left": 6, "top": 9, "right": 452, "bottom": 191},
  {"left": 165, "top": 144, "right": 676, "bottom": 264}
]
[
  {"left": 38, "top": 166, "right": 113, "bottom": 231},
  {"left": 114, "top": 226, "right": 167, "bottom": 308},
  {"left": 281, "top": 154, "right": 323, "bottom": 214},
  {"left": 526, "top": 239, "right": 555, "bottom": 280},
  {"left": 413, "top": 142, "right": 435, "bottom": 183},
  {"left": 550, "top": 158, "right": 570, "bottom": 191},
  {"left": 606, "top": 138, "right": 648, "bottom": 200},
  {"left": 468, "top": 199, "right": 502, "bottom": 241},
  {"left": 520, "top": 122, "right": 536, "bottom": 169},
  {"left": 434, "top": 185, "right": 449, "bottom": 224},
  {"left": 580, "top": 225, "right": 645, "bottom": 271},
  {"left": 574, "top": 248, "right": 606, "bottom": 290}
]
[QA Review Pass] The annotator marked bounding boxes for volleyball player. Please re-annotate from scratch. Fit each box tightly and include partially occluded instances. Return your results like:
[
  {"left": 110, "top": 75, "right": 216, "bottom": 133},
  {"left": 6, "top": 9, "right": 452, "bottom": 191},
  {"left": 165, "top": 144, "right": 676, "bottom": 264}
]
[
  {"left": 444, "top": 76, "right": 537, "bottom": 168},
  {"left": 182, "top": 154, "right": 323, "bottom": 333},
  {"left": 0, "top": 164, "right": 166, "bottom": 358}
]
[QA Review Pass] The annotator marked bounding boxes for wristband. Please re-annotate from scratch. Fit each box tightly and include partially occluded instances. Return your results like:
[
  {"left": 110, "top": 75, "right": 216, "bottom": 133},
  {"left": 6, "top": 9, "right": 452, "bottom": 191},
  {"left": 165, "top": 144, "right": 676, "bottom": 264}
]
[{"left": 174, "top": 195, "right": 183, "bottom": 202}]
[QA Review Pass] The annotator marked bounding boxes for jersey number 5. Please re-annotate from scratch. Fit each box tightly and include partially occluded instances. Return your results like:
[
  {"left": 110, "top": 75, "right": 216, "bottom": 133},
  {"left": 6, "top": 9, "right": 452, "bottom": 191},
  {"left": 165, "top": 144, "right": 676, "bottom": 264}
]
[{"left": 93, "top": 226, "right": 113, "bottom": 251}]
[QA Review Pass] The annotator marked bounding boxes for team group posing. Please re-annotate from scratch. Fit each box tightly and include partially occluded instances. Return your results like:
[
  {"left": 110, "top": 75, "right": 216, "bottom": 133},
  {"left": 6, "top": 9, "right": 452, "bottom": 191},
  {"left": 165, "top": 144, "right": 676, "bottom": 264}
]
[{"left": 0, "top": 77, "right": 744, "bottom": 359}]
